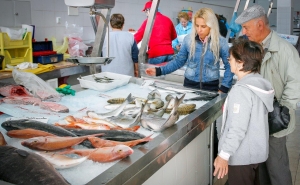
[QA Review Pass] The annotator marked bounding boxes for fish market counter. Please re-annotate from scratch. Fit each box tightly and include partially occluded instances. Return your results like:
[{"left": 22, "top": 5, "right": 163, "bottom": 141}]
[
  {"left": 0, "top": 61, "right": 89, "bottom": 84},
  {"left": 0, "top": 78, "right": 226, "bottom": 185}
]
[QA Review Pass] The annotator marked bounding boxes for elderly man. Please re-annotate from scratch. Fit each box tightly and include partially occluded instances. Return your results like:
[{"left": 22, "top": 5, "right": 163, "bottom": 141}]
[{"left": 235, "top": 4, "right": 300, "bottom": 185}]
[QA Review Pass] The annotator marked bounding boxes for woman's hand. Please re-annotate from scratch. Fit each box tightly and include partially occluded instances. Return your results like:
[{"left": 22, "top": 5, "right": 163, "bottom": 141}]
[
  {"left": 145, "top": 68, "right": 156, "bottom": 76},
  {"left": 213, "top": 156, "right": 228, "bottom": 179}
]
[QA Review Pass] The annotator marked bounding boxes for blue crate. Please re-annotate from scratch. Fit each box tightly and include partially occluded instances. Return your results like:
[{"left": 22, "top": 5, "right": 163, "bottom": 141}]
[
  {"left": 32, "top": 41, "right": 53, "bottom": 52},
  {"left": 33, "top": 53, "right": 63, "bottom": 64}
]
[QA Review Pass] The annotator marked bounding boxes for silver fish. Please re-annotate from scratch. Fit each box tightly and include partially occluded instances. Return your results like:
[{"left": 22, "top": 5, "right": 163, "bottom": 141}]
[
  {"left": 87, "top": 93, "right": 134, "bottom": 119},
  {"left": 143, "top": 98, "right": 171, "bottom": 118},
  {"left": 147, "top": 89, "right": 161, "bottom": 100},
  {"left": 35, "top": 152, "right": 88, "bottom": 169},
  {"left": 141, "top": 94, "right": 185, "bottom": 132},
  {"left": 148, "top": 98, "right": 164, "bottom": 109},
  {"left": 104, "top": 104, "right": 136, "bottom": 110},
  {"left": 105, "top": 104, "right": 144, "bottom": 128}
]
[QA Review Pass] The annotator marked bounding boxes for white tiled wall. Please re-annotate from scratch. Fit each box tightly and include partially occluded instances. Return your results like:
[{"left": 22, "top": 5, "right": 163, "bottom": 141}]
[
  {"left": 142, "top": 127, "right": 210, "bottom": 185},
  {"left": 24, "top": 0, "right": 234, "bottom": 44}
]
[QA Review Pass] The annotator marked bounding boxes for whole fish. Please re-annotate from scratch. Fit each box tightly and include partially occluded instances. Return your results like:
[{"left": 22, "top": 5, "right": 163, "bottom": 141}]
[
  {"left": 82, "top": 116, "right": 119, "bottom": 128},
  {"left": 0, "top": 131, "right": 6, "bottom": 146},
  {"left": 21, "top": 134, "right": 103, "bottom": 151},
  {"left": 0, "top": 84, "right": 32, "bottom": 97},
  {"left": 66, "top": 128, "right": 146, "bottom": 141},
  {"left": 104, "top": 104, "right": 136, "bottom": 110},
  {"left": 147, "top": 89, "right": 161, "bottom": 100},
  {"left": 0, "top": 146, "right": 69, "bottom": 185},
  {"left": 35, "top": 151, "right": 88, "bottom": 169},
  {"left": 105, "top": 104, "right": 144, "bottom": 128},
  {"left": 183, "top": 93, "right": 219, "bottom": 102},
  {"left": 1, "top": 119, "right": 77, "bottom": 137},
  {"left": 141, "top": 94, "right": 185, "bottom": 132},
  {"left": 7, "top": 128, "right": 56, "bottom": 139},
  {"left": 166, "top": 103, "right": 196, "bottom": 115},
  {"left": 60, "top": 145, "right": 134, "bottom": 163},
  {"left": 143, "top": 98, "right": 171, "bottom": 118},
  {"left": 87, "top": 93, "right": 134, "bottom": 119},
  {"left": 88, "top": 134, "right": 152, "bottom": 148},
  {"left": 0, "top": 96, "right": 41, "bottom": 105},
  {"left": 74, "top": 123, "right": 110, "bottom": 130},
  {"left": 39, "top": 101, "right": 69, "bottom": 113}
]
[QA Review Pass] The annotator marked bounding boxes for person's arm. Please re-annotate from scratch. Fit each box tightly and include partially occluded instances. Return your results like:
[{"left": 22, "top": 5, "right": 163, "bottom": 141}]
[
  {"left": 172, "top": 38, "right": 179, "bottom": 50},
  {"left": 273, "top": 45, "right": 300, "bottom": 137},
  {"left": 131, "top": 40, "right": 139, "bottom": 77},
  {"left": 134, "top": 20, "right": 147, "bottom": 43},
  {"left": 219, "top": 38, "right": 234, "bottom": 93},
  {"left": 160, "top": 36, "right": 189, "bottom": 75},
  {"left": 134, "top": 63, "right": 139, "bottom": 77},
  {"left": 172, "top": 24, "right": 180, "bottom": 50},
  {"left": 131, "top": 40, "right": 139, "bottom": 62}
]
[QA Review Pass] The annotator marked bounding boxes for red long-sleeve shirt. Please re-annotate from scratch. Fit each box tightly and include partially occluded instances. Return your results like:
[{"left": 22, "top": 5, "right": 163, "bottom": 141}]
[{"left": 134, "top": 12, "right": 177, "bottom": 59}]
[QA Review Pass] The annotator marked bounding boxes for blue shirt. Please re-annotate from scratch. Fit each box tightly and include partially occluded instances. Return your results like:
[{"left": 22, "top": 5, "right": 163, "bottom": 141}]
[
  {"left": 172, "top": 21, "right": 192, "bottom": 50},
  {"left": 161, "top": 34, "right": 233, "bottom": 90}
]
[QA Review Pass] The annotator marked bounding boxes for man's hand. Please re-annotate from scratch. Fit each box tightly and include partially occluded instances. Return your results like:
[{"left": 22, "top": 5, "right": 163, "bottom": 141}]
[
  {"left": 176, "top": 45, "right": 181, "bottom": 51},
  {"left": 145, "top": 68, "right": 156, "bottom": 76},
  {"left": 213, "top": 156, "right": 228, "bottom": 179}
]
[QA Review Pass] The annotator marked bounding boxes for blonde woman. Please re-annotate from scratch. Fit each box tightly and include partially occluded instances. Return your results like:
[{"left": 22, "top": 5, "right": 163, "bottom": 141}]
[{"left": 146, "top": 8, "right": 233, "bottom": 93}]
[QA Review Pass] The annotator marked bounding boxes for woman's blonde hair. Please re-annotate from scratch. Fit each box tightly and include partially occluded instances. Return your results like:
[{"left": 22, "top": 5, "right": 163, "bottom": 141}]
[{"left": 189, "top": 8, "right": 220, "bottom": 63}]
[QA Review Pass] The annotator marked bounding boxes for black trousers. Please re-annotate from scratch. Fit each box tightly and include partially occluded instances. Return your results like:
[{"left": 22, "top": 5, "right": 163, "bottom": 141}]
[
  {"left": 228, "top": 164, "right": 260, "bottom": 185},
  {"left": 183, "top": 78, "right": 219, "bottom": 92},
  {"left": 259, "top": 136, "right": 292, "bottom": 185}
]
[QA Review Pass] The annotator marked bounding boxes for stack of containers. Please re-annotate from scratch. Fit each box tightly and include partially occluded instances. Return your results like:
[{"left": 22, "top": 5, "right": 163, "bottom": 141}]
[{"left": 32, "top": 39, "right": 63, "bottom": 64}]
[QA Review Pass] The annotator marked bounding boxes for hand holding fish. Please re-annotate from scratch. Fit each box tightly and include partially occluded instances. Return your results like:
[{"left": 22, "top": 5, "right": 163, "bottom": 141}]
[
  {"left": 145, "top": 68, "right": 156, "bottom": 76},
  {"left": 213, "top": 156, "right": 228, "bottom": 179}
]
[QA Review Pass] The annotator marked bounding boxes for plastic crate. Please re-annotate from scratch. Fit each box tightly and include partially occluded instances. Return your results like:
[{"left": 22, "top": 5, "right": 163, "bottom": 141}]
[
  {"left": 0, "top": 32, "right": 31, "bottom": 48},
  {"left": 33, "top": 53, "right": 63, "bottom": 64},
  {"left": 32, "top": 41, "right": 53, "bottom": 52}
]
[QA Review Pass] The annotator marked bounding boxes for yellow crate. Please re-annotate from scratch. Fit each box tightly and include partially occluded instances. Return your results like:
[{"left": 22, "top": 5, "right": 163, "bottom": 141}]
[
  {"left": 0, "top": 32, "right": 31, "bottom": 48},
  {"left": 3, "top": 48, "right": 32, "bottom": 66},
  {"left": 0, "top": 32, "right": 32, "bottom": 69}
]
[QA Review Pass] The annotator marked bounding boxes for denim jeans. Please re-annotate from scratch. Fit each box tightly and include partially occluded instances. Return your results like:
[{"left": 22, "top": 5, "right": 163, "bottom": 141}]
[{"left": 148, "top": 55, "right": 173, "bottom": 64}]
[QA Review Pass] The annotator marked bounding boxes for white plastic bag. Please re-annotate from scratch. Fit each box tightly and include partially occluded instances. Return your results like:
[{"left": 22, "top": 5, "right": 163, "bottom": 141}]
[
  {"left": 64, "top": 22, "right": 88, "bottom": 57},
  {"left": 12, "top": 69, "right": 61, "bottom": 102},
  {"left": 0, "top": 27, "right": 26, "bottom": 40}
]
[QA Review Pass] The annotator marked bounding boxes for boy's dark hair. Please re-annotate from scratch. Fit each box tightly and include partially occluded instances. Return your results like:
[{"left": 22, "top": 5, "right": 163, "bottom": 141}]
[
  {"left": 110, "top": 14, "right": 125, "bottom": 29},
  {"left": 229, "top": 38, "right": 263, "bottom": 73}
]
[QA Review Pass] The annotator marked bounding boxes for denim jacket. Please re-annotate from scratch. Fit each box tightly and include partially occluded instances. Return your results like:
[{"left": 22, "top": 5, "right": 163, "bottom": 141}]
[{"left": 161, "top": 34, "right": 233, "bottom": 91}]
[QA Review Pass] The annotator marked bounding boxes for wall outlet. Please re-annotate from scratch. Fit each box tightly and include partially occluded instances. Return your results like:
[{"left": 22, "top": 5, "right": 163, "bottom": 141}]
[{"left": 68, "top": 6, "right": 79, "bottom": 16}]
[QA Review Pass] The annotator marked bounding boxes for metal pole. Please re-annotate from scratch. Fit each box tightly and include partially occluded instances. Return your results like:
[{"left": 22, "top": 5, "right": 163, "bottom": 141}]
[
  {"left": 91, "top": 8, "right": 111, "bottom": 58},
  {"left": 137, "top": 0, "right": 160, "bottom": 77},
  {"left": 267, "top": 0, "right": 274, "bottom": 17},
  {"left": 209, "top": 121, "right": 216, "bottom": 185}
]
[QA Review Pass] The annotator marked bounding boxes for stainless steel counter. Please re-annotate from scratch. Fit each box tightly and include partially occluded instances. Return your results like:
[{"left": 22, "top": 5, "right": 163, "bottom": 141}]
[
  {"left": 85, "top": 81, "right": 226, "bottom": 185},
  {"left": 0, "top": 62, "right": 89, "bottom": 84},
  {"left": 0, "top": 77, "right": 226, "bottom": 185}
]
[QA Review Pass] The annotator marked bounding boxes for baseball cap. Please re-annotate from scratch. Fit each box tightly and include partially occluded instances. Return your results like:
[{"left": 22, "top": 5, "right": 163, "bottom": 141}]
[
  {"left": 142, "top": 1, "right": 152, "bottom": 11},
  {"left": 235, "top": 5, "right": 266, "bottom": 24}
]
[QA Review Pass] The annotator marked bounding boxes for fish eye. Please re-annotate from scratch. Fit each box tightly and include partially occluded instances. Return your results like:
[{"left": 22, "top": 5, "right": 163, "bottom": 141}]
[{"left": 34, "top": 140, "right": 38, "bottom": 143}]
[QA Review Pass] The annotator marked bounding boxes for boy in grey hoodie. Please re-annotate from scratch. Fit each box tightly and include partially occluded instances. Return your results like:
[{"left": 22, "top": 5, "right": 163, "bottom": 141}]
[{"left": 213, "top": 39, "right": 274, "bottom": 185}]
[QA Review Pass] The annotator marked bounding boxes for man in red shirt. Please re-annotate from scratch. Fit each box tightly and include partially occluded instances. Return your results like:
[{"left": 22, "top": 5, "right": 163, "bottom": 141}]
[{"left": 134, "top": 1, "right": 177, "bottom": 64}]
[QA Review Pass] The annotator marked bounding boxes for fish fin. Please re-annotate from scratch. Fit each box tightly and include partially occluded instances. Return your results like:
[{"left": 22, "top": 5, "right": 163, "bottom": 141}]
[{"left": 15, "top": 149, "right": 29, "bottom": 157}]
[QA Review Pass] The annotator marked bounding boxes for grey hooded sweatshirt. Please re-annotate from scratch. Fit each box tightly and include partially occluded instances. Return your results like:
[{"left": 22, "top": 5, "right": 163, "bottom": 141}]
[{"left": 218, "top": 73, "right": 274, "bottom": 165}]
